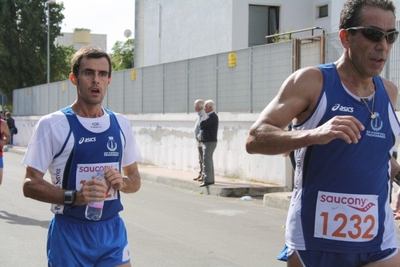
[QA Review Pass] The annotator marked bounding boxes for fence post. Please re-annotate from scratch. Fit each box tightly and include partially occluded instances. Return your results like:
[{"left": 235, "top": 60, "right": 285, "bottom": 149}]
[
  {"left": 215, "top": 54, "right": 218, "bottom": 112},
  {"left": 249, "top": 48, "right": 253, "bottom": 113},
  {"left": 186, "top": 59, "right": 190, "bottom": 114}
]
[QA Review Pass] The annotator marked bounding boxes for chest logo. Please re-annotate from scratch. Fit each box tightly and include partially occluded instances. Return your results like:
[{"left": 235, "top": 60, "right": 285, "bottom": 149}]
[
  {"left": 79, "top": 137, "right": 96, "bottom": 144},
  {"left": 366, "top": 112, "right": 385, "bottom": 139},
  {"left": 107, "top": 136, "right": 117, "bottom": 152},
  {"left": 332, "top": 103, "right": 354, "bottom": 113}
]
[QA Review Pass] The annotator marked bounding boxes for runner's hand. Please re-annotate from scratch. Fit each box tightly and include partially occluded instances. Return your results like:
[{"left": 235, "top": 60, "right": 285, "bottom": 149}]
[
  {"left": 312, "top": 116, "right": 365, "bottom": 145},
  {"left": 104, "top": 167, "right": 126, "bottom": 191},
  {"left": 75, "top": 179, "right": 106, "bottom": 205}
]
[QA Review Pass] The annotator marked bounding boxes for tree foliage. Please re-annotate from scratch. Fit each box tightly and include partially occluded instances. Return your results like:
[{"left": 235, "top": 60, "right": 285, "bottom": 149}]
[
  {"left": 0, "top": 0, "right": 65, "bottom": 103},
  {"left": 51, "top": 44, "right": 76, "bottom": 82},
  {"left": 271, "top": 28, "right": 294, "bottom": 43},
  {"left": 111, "top": 39, "right": 134, "bottom": 71}
]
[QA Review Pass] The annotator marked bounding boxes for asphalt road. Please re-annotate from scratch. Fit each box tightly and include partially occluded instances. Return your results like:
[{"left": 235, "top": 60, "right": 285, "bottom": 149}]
[{"left": 0, "top": 152, "right": 288, "bottom": 267}]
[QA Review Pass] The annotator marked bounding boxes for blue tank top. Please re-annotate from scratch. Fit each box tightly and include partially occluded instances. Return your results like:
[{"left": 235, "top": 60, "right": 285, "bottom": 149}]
[
  {"left": 60, "top": 106, "right": 125, "bottom": 221},
  {"left": 287, "top": 63, "right": 399, "bottom": 252}
]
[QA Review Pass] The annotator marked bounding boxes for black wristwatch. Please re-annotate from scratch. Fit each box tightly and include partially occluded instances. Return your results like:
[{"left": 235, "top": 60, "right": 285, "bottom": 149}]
[
  {"left": 394, "top": 172, "right": 400, "bottom": 186},
  {"left": 64, "top": 190, "right": 77, "bottom": 205}
]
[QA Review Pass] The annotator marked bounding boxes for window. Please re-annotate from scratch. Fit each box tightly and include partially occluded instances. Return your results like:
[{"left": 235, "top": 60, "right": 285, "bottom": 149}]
[
  {"left": 249, "top": 5, "right": 279, "bottom": 46},
  {"left": 318, "top": 5, "right": 328, "bottom": 18}
]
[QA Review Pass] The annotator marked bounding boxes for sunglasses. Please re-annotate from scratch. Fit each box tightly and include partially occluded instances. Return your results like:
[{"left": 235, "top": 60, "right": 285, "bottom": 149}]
[{"left": 346, "top": 26, "right": 399, "bottom": 44}]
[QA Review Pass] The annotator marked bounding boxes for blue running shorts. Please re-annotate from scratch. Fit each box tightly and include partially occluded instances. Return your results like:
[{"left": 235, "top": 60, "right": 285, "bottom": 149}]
[
  {"left": 47, "top": 214, "right": 130, "bottom": 267},
  {"left": 278, "top": 245, "right": 398, "bottom": 267}
]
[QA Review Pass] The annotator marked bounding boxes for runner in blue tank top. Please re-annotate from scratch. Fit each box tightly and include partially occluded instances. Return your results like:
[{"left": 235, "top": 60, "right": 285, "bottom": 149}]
[
  {"left": 246, "top": 0, "right": 400, "bottom": 266},
  {"left": 23, "top": 46, "right": 142, "bottom": 267}
]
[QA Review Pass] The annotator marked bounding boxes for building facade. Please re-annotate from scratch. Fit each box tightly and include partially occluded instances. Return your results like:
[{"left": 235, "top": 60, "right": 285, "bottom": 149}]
[
  {"left": 135, "top": 0, "right": 400, "bottom": 67},
  {"left": 56, "top": 28, "right": 107, "bottom": 51}
]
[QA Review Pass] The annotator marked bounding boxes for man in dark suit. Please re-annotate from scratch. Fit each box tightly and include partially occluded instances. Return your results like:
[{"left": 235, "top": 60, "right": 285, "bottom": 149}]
[{"left": 199, "top": 100, "right": 218, "bottom": 187}]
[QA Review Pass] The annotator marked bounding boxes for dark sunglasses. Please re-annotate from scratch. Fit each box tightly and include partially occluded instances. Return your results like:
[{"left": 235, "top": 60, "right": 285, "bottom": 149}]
[{"left": 346, "top": 26, "right": 399, "bottom": 44}]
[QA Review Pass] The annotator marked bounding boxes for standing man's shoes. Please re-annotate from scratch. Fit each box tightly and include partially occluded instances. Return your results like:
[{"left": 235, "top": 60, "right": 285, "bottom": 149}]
[
  {"left": 193, "top": 175, "right": 202, "bottom": 181},
  {"left": 199, "top": 182, "right": 214, "bottom": 187}
]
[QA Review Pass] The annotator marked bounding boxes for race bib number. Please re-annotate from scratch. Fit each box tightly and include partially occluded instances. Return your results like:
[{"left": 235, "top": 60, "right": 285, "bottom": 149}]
[
  {"left": 314, "top": 191, "right": 378, "bottom": 242},
  {"left": 76, "top": 162, "right": 120, "bottom": 201}
]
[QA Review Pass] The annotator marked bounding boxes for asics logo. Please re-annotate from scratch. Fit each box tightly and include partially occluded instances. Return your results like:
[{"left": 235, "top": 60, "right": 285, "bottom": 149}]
[
  {"left": 332, "top": 104, "right": 354, "bottom": 113},
  {"left": 78, "top": 137, "right": 96, "bottom": 144}
]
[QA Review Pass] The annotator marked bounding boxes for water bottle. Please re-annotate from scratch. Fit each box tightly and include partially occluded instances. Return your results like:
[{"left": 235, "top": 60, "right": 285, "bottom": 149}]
[
  {"left": 240, "top": 196, "right": 252, "bottom": 201},
  {"left": 85, "top": 169, "right": 105, "bottom": 220}
]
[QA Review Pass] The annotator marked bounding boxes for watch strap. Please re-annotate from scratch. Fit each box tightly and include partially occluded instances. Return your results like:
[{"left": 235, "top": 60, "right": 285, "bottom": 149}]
[{"left": 394, "top": 172, "right": 400, "bottom": 186}]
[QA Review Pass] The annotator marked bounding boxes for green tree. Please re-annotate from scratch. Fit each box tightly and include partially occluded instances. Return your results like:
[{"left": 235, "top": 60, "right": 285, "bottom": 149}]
[
  {"left": 111, "top": 39, "right": 134, "bottom": 71},
  {"left": 0, "top": 0, "right": 65, "bottom": 103},
  {"left": 51, "top": 44, "right": 76, "bottom": 81}
]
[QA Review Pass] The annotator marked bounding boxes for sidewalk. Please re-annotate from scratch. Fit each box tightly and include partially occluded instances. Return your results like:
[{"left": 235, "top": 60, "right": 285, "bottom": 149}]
[{"left": 7, "top": 146, "right": 292, "bottom": 210}]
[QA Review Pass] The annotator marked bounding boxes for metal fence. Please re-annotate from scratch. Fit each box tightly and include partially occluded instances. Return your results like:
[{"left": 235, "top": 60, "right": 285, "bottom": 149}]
[
  {"left": 12, "top": 24, "right": 400, "bottom": 115},
  {"left": 13, "top": 41, "right": 294, "bottom": 115}
]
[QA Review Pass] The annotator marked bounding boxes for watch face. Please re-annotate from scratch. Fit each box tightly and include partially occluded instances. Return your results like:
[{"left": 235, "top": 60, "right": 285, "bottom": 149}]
[{"left": 64, "top": 191, "right": 75, "bottom": 204}]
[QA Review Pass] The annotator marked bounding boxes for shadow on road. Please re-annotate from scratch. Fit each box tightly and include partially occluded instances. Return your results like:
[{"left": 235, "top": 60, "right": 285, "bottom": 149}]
[{"left": 0, "top": 210, "right": 49, "bottom": 229}]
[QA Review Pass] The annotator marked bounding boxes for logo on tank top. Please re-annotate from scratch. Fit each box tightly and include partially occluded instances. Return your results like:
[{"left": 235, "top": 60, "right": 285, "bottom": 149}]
[
  {"left": 91, "top": 122, "right": 101, "bottom": 129},
  {"left": 331, "top": 103, "right": 354, "bottom": 113},
  {"left": 104, "top": 136, "right": 119, "bottom": 157},
  {"left": 366, "top": 112, "right": 385, "bottom": 139},
  {"left": 78, "top": 137, "right": 96, "bottom": 144}
]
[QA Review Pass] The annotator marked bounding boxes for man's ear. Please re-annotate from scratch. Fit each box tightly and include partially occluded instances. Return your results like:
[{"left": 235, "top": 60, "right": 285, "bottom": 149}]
[
  {"left": 69, "top": 73, "right": 77, "bottom": 85},
  {"left": 339, "top": 28, "right": 351, "bottom": 49},
  {"left": 108, "top": 76, "right": 112, "bottom": 85}
]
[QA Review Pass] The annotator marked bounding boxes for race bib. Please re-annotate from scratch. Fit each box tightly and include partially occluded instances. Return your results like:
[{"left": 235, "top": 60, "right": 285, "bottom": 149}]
[
  {"left": 76, "top": 162, "right": 120, "bottom": 201},
  {"left": 314, "top": 191, "right": 378, "bottom": 242}
]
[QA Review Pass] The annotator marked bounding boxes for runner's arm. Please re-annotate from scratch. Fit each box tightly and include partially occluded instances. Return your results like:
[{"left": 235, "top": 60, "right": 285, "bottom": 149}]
[
  {"left": 23, "top": 166, "right": 65, "bottom": 205},
  {"left": 246, "top": 67, "right": 364, "bottom": 155}
]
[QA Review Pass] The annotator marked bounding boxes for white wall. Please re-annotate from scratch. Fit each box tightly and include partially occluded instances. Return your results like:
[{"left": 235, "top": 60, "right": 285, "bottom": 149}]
[
  {"left": 232, "top": 0, "right": 317, "bottom": 50},
  {"left": 136, "top": 0, "right": 323, "bottom": 67},
  {"left": 139, "top": 0, "right": 234, "bottom": 66},
  {"left": 136, "top": 0, "right": 400, "bottom": 68},
  {"left": 13, "top": 113, "right": 292, "bottom": 190}
]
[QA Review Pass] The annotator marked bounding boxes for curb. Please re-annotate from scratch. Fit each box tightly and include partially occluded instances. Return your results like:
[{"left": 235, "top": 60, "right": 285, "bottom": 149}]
[
  {"left": 6, "top": 147, "right": 25, "bottom": 156},
  {"left": 140, "top": 172, "right": 286, "bottom": 198},
  {"left": 263, "top": 192, "right": 291, "bottom": 211}
]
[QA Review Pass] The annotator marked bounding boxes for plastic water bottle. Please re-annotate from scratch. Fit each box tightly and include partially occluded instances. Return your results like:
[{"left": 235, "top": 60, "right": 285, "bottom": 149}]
[
  {"left": 240, "top": 196, "right": 252, "bottom": 201},
  {"left": 85, "top": 169, "right": 105, "bottom": 220}
]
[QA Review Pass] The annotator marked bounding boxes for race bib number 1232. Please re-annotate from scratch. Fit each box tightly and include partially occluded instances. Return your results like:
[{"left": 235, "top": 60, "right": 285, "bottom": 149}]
[{"left": 314, "top": 191, "right": 378, "bottom": 242}]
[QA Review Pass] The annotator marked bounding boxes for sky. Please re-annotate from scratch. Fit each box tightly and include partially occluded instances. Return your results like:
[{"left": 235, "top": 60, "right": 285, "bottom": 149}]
[{"left": 59, "top": 0, "right": 135, "bottom": 52}]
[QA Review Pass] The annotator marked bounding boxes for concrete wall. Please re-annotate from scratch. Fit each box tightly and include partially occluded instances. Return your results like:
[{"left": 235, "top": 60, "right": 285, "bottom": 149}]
[
  {"left": 135, "top": 0, "right": 325, "bottom": 67},
  {"left": 13, "top": 113, "right": 293, "bottom": 190}
]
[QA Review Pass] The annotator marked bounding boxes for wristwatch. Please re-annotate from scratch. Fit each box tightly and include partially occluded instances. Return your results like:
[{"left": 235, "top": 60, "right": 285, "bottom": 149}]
[
  {"left": 64, "top": 190, "right": 77, "bottom": 205},
  {"left": 395, "top": 172, "right": 400, "bottom": 186}
]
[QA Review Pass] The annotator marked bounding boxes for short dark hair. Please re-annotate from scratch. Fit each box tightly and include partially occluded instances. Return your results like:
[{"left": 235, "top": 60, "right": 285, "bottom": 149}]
[
  {"left": 339, "top": 0, "right": 396, "bottom": 30},
  {"left": 71, "top": 46, "right": 112, "bottom": 78}
]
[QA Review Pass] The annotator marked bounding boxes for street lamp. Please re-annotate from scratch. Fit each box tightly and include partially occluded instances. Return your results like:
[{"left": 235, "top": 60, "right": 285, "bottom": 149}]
[{"left": 45, "top": 0, "right": 56, "bottom": 84}]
